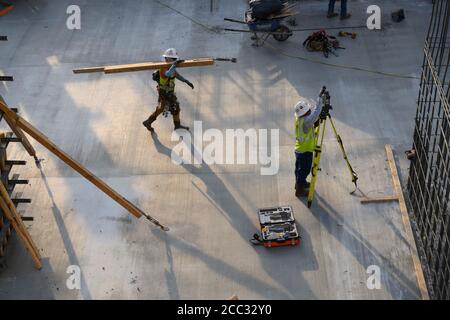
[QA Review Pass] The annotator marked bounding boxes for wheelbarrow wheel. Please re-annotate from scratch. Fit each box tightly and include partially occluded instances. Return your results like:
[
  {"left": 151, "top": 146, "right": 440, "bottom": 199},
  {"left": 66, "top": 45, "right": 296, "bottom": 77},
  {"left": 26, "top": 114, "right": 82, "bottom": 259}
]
[{"left": 273, "top": 25, "right": 292, "bottom": 41}]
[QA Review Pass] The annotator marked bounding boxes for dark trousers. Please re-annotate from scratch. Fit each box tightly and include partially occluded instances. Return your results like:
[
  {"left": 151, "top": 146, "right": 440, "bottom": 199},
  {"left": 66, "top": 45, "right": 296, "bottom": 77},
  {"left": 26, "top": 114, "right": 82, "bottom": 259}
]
[
  {"left": 295, "top": 151, "right": 313, "bottom": 187},
  {"left": 328, "top": 0, "right": 347, "bottom": 17},
  {"left": 145, "top": 91, "right": 181, "bottom": 126}
]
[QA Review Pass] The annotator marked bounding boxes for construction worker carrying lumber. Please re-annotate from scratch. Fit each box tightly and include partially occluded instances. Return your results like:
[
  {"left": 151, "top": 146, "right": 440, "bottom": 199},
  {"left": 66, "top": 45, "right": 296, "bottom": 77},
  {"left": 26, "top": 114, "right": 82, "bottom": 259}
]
[
  {"left": 294, "top": 90, "right": 330, "bottom": 197},
  {"left": 143, "top": 48, "right": 194, "bottom": 132}
]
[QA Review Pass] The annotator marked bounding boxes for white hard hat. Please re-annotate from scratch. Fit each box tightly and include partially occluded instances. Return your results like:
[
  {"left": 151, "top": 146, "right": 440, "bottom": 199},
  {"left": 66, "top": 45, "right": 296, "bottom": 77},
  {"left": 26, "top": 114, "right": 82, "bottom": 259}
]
[
  {"left": 162, "top": 48, "right": 179, "bottom": 59},
  {"left": 294, "top": 99, "right": 312, "bottom": 117}
]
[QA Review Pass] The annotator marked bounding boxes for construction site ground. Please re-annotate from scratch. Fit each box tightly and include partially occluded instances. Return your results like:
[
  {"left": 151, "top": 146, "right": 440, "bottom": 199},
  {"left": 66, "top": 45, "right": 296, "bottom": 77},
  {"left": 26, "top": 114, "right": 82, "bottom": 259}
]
[{"left": 0, "top": 0, "right": 431, "bottom": 299}]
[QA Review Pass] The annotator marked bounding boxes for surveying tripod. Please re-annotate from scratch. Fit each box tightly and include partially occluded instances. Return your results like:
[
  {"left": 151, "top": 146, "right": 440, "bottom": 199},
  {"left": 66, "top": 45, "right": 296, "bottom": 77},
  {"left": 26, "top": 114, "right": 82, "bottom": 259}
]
[{"left": 307, "top": 87, "right": 358, "bottom": 208}]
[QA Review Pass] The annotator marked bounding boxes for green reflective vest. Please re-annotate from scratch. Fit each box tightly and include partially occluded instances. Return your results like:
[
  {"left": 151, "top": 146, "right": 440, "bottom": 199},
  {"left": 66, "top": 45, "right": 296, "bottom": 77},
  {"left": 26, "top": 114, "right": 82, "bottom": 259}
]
[{"left": 295, "top": 116, "right": 315, "bottom": 153}]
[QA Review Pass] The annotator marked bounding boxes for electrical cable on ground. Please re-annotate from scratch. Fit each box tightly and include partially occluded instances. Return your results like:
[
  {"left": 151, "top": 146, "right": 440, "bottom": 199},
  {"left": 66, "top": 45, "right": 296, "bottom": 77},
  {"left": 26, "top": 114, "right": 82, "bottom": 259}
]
[
  {"left": 264, "top": 41, "right": 420, "bottom": 80},
  {"left": 152, "top": 0, "right": 420, "bottom": 80},
  {"left": 153, "top": 0, "right": 220, "bottom": 33}
]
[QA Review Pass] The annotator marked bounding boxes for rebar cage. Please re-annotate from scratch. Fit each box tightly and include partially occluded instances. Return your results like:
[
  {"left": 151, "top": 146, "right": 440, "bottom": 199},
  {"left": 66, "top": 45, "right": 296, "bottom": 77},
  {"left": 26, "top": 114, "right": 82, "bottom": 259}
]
[{"left": 408, "top": 0, "right": 450, "bottom": 300}]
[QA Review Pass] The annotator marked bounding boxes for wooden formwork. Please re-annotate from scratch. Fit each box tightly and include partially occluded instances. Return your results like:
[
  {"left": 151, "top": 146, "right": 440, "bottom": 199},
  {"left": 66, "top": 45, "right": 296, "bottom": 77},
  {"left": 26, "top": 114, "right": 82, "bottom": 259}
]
[
  {"left": 0, "top": 127, "right": 38, "bottom": 267},
  {"left": 0, "top": 91, "right": 170, "bottom": 269}
]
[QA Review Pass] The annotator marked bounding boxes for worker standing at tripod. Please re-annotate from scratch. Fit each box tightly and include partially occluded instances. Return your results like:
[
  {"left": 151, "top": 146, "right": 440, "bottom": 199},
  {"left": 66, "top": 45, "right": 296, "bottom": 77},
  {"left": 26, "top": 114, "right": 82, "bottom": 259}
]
[
  {"left": 294, "top": 89, "right": 330, "bottom": 197},
  {"left": 143, "top": 48, "right": 194, "bottom": 132}
]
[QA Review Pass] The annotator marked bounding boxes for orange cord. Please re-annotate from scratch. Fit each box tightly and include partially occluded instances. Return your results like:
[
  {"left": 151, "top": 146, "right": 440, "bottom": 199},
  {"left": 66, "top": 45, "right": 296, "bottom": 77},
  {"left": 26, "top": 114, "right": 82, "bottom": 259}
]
[{"left": 0, "top": 2, "right": 14, "bottom": 17}]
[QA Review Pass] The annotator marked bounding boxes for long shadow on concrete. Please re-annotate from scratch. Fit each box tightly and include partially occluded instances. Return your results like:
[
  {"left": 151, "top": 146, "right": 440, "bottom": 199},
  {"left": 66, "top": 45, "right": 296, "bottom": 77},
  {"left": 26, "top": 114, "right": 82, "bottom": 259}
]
[
  {"left": 38, "top": 168, "right": 92, "bottom": 299},
  {"left": 151, "top": 228, "right": 293, "bottom": 299},
  {"left": 162, "top": 233, "right": 180, "bottom": 300},
  {"left": 0, "top": 252, "right": 55, "bottom": 299},
  {"left": 150, "top": 132, "right": 316, "bottom": 298},
  {"left": 312, "top": 193, "right": 421, "bottom": 299},
  {"left": 150, "top": 132, "right": 255, "bottom": 242}
]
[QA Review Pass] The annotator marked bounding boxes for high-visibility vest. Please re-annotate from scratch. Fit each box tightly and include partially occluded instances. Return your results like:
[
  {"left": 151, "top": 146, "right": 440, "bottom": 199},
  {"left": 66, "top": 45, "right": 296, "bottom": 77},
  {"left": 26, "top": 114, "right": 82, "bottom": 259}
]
[
  {"left": 295, "top": 116, "right": 315, "bottom": 153},
  {"left": 158, "top": 68, "right": 176, "bottom": 93}
]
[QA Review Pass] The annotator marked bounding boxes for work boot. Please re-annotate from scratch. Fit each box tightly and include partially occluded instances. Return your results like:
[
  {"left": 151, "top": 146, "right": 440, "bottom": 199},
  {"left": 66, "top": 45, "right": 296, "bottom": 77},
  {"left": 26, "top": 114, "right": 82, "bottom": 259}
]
[
  {"left": 295, "top": 184, "right": 308, "bottom": 197},
  {"left": 174, "top": 120, "right": 189, "bottom": 131},
  {"left": 327, "top": 13, "right": 338, "bottom": 18},
  {"left": 340, "top": 13, "right": 352, "bottom": 20},
  {"left": 142, "top": 119, "right": 154, "bottom": 132}
]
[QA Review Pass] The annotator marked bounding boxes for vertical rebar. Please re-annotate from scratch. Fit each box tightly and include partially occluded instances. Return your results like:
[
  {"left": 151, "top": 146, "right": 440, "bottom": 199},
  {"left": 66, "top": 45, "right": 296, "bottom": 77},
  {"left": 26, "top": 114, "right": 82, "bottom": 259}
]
[{"left": 408, "top": 0, "right": 450, "bottom": 300}]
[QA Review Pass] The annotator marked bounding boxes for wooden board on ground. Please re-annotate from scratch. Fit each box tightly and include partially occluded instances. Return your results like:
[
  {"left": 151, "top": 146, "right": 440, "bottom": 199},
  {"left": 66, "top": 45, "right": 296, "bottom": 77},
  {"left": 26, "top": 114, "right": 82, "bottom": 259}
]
[
  {"left": 73, "top": 58, "right": 215, "bottom": 74},
  {"left": 360, "top": 145, "right": 429, "bottom": 299},
  {"left": 384, "top": 144, "right": 429, "bottom": 300},
  {"left": 360, "top": 195, "right": 398, "bottom": 204}
]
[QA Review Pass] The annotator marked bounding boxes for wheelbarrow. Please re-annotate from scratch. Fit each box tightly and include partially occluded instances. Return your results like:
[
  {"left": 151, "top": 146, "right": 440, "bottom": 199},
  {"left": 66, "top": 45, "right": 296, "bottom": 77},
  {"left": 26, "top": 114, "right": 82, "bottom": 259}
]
[{"left": 224, "top": 9, "right": 295, "bottom": 47}]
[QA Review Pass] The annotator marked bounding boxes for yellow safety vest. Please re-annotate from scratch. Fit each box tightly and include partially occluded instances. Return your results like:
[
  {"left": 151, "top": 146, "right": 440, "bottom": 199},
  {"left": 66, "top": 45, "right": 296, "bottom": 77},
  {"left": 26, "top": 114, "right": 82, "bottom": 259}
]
[
  {"left": 159, "top": 68, "right": 176, "bottom": 93},
  {"left": 295, "top": 116, "right": 315, "bottom": 153}
]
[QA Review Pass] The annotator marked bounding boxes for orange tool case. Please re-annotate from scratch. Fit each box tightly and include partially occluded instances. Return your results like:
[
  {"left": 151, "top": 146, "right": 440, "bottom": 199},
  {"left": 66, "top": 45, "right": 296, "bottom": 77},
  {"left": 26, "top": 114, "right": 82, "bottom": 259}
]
[{"left": 252, "top": 206, "right": 300, "bottom": 248}]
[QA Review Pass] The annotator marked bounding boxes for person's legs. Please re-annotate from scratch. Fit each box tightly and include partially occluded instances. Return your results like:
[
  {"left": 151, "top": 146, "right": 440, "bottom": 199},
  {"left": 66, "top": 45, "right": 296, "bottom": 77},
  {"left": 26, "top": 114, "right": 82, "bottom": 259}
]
[
  {"left": 340, "top": 0, "right": 351, "bottom": 19},
  {"left": 295, "top": 151, "right": 313, "bottom": 197},
  {"left": 341, "top": 0, "right": 347, "bottom": 16},
  {"left": 298, "top": 152, "right": 313, "bottom": 186},
  {"left": 295, "top": 151, "right": 301, "bottom": 185},
  {"left": 143, "top": 96, "right": 165, "bottom": 131},
  {"left": 169, "top": 94, "right": 189, "bottom": 130},
  {"left": 327, "top": 0, "right": 339, "bottom": 18},
  {"left": 328, "top": 0, "right": 336, "bottom": 15},
  {"left": 295, "top": 151, "right": 303, "bottom": 196}
]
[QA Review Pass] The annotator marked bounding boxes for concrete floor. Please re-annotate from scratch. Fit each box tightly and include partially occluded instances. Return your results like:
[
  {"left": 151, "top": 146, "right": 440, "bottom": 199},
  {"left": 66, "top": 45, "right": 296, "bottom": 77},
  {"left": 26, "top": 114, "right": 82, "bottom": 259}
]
[{"left": 0, "top": 0, "right": 431, "bottom": 299}]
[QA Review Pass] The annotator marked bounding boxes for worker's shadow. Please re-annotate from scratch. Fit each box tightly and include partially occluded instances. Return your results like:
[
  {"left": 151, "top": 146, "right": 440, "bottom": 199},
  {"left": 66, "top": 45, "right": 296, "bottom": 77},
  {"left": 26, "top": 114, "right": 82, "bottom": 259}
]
[
  {"left": 150, "top": 131, "right": 317, "bottom": 298},
  {"left": 150, "top": 131, "right": 255, "bottom": 240}
]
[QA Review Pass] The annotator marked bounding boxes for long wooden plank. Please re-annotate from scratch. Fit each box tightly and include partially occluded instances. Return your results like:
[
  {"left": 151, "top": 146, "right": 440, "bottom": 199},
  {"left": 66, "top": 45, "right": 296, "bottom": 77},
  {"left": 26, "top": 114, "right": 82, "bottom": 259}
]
[
  {"left": 0, "top": 197, "right": 41, "bottom": 268},
  {"left": 385, "top": 144, "right": 429, "bottom": 300},
  {"left": 0, "top": 186, "right": 42, "bottom": 269},
  {"left": 72, "top": 66, "right": 105, "bottom": 74},
  {"left": 73, "top": 58, "right": 215, "bottom": 74},
  {"left": 0, "top": 100, "right": 169, "bottom": 231},
  {"left": 360, "top": 195, "right": 398, "bottom": 204},
  {"left": 0, "top": 95, "right": 38, "bottom": 160},
  {"left": 104, "top": 58, "right": 214, "bottom": 74},
  {"left": 0, "top": 191, "right": 38, "bottom": 259},
  {"left": 0, "top": 181, "right": 41, "bottom": 259}
]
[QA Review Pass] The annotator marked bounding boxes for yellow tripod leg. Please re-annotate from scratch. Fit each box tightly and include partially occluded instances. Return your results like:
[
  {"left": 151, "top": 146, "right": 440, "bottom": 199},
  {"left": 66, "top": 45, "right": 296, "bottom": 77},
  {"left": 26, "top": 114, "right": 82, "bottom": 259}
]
[
  {"left": 307, "top": 119, "right": 327, "bottom": 208},
  {"left": 328, "top": 116, "right": 358, "bottom": 191}
]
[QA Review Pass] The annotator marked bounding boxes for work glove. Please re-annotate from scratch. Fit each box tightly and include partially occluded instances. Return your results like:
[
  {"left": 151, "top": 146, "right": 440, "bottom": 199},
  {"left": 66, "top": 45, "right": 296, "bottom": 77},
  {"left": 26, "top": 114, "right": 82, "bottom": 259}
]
[{"left": 186, "top": 81, "right": 194, "bottom": 90}]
